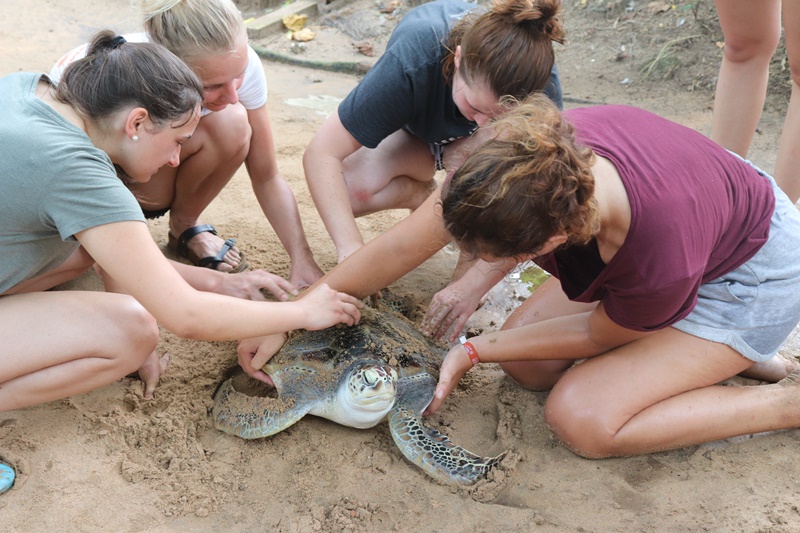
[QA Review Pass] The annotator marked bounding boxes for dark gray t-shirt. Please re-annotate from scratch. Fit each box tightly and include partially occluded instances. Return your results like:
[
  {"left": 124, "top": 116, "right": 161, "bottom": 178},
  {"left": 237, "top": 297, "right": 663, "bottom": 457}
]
[
  {"left": 338, "top": 0, "right": 563, "bottom": 149},
  {"left": 0, "top": 73, "right": 145, "bottom": 293}
]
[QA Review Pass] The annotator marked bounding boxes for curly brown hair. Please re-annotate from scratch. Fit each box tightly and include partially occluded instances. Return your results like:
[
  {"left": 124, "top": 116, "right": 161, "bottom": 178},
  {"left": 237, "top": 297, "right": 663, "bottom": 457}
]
[
  {"left": 442, "top": 0, "right": 565, "bottom": 99},
  {"left": 441, "top": 94, "right": 599, "bottom": 259}
]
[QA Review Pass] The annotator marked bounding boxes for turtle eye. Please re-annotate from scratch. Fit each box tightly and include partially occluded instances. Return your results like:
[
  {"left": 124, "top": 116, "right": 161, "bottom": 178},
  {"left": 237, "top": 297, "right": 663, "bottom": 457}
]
[{"left": 363, "top": 369, "right": 379, "bottom": 385}]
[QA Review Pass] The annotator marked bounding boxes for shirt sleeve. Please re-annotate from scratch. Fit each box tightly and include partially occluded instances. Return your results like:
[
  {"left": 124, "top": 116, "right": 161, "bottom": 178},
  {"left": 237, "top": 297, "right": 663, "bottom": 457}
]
[
  {"left": 235, "top": 45, "right": 268, "bottom": 110},
  {"left": 337, "top": 50, "right": 422, "bottom": 149}
]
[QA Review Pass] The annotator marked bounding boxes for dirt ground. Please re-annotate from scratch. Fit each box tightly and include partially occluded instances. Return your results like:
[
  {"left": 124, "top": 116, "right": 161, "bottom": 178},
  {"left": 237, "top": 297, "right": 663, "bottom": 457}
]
[{"left": 2, "top": 0, "right": 800, "bottom": 531}]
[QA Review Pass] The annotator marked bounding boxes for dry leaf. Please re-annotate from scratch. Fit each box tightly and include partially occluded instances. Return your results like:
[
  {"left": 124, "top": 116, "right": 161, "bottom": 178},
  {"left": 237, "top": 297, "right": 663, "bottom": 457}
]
[
  {"left": 352, "top": 41, "right": 374, "bottom": 57},
  {"left": 282, "top": 13, "right": 308, "bottom": 32},
  {"left": 292, "top": 27, "right": 316, "bottom": 42},
  {"left": 646, "top": 1, "right": 672, "bottom": 14}
]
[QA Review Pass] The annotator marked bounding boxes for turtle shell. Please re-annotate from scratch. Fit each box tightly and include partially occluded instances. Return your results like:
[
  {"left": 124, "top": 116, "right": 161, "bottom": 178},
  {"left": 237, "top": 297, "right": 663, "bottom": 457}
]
[{"left": 265, "top": 306, "right": 443, "bottom": 379}]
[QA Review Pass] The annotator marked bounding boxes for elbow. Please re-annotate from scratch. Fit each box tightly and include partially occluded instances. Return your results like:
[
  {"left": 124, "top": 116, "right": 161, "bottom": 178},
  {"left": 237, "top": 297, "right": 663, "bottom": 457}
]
[{"left": 161, "top": 307, "right": 211, "bottom": 341}]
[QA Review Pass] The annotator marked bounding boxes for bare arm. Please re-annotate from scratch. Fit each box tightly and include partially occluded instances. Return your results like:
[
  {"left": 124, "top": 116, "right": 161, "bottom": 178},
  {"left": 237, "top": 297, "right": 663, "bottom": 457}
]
[
  {"left": 168, "top": 259, "right": 297, "bottom": 301},
  {"left": 77, "top": 221, "right": 360, "bottom": 341},
  {"left": 427, "top": 302, "right": 652, "bottom": 413},
  {"left": 310, "top": 187, "right": 453, "bottom": 298},
  {"left": 245, "top": 105, "right": 323, "bottom": 287},
  {"left": 303, "top": 110, "right": 366, "bottom": 262}
]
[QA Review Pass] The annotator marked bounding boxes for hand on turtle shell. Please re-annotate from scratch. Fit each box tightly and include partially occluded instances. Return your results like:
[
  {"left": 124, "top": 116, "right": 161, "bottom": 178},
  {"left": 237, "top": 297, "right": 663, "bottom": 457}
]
[
  {"left": 221, "top": 269, "right": 299, "bottom": 301},
  {"left": 299, "top": 283, "right": 362, "bottom": 330},
  {"left": 421, "top": 278, "right": 484, "bottom": 342},
  {"left": 238, "top": 334, "right": 283, "bottom": 384},
  {"left": 423, "top": 341, "right": 474, "bottom": 415},
  {"left": 137, "top": 350, "right": 170, "bottom": 400}
]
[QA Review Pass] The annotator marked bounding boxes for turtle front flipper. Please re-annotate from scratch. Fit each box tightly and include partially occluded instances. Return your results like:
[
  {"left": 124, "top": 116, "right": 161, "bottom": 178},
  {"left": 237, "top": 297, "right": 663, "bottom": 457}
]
[
  {"left": 389, "top": 374, "right": 507, "bottom": 486},
  {"left": 212, "top": 378, "right": 312, "bottom": 439}
]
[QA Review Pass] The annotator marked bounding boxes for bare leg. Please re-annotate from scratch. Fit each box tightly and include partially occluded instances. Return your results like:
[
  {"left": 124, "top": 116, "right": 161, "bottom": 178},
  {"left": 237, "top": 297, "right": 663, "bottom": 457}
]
[
  {"left": 773, "top": 0, "right": 800, "bottom": 202},
  {"left": 1, "top": 246, "right": 94, "bottom": 296},
  {"left": 130, "top": 104, "right": 250, "bottom": 271},
  {"left": 343, "top": 130, "right": 436, "bottom": 216},
  {"left": 739, "top": 352, "right": 799, "bottom": 382},
  {"left": 545, "top": 328, "right": 800, "bottom": 458},
  {"left": 711, "top": 0, "right": 781, "bottom": 156},
  {"left": 499, "top": 277, "right": 597, "bottom": 390},
  {"left": 0, "top": 291, "right": 158, "bottom": 411}
]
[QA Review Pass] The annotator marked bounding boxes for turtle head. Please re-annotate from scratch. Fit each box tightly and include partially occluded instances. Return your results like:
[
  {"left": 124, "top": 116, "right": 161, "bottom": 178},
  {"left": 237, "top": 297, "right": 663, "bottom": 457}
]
[{"left": 336, "top": 364, "right": 398, "bottom": 428}]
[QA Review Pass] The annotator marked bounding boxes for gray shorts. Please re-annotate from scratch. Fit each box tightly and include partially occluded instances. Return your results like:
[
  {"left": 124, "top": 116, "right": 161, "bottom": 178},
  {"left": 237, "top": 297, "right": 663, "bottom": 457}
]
[{"left": 672, "top": 169, "right": 800, "bottom": 362}]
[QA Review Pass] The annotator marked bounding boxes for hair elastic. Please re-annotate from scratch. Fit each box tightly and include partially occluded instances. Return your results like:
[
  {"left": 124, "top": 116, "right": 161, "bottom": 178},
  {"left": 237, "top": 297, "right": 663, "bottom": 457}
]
[{"left": 110, "top": 35, "right": 127, "bottom": 49}]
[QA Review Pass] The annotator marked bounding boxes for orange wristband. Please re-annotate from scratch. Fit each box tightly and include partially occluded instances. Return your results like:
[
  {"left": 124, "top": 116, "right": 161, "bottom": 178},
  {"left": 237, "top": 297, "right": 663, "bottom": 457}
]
[{"left": 459, "top": 335, "right": 480, "bottom": 366}]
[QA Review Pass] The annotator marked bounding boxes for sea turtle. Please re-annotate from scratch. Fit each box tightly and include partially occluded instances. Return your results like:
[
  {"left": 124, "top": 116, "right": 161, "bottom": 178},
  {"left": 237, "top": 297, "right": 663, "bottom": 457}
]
[{"left": 212, "top": 306, "right": 507, "bottom": 486}]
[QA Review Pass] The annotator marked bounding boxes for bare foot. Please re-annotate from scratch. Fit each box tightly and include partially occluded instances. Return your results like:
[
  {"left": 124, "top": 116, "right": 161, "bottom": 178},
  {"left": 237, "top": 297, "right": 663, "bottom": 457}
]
[
  {"left": 137, "top": 351, "right": 171, "bottom": 399},
  {"left": 182, "top": 230, "right": 242, "bottom": 273},
  {"left": 740, "top": 353, "right": 800, "bottom": 383}
]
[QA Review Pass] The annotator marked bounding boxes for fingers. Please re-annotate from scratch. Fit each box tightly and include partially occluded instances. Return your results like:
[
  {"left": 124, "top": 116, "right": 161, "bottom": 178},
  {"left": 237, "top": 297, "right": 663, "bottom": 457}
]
[
  {"left": 261, "top": 278, "right": 297, "bottom": 302},
  {"left": 140, "top": 352, "right": 170, "bottom": 400},
  {"left": 423, "top": 345, "right": 472, "bottom": 415},
  {"left": 424, "top": 379, "right": 455, "bottom": 416},
  {"left": 341, "top": 292, "right": 363, "bottom": 325}
]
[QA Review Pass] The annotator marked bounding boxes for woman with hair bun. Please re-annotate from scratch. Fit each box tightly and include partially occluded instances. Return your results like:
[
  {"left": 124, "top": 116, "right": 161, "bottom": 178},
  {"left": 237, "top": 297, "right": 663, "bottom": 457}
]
[
  {"left": 0, "top": 31, "right": 361, "bottom": 494},
  {"left": 302, "top": 0, "right": 565, "bottom": 339},
  {"left": 52, "top": 0, "right": 324, "bottom": 287},
  {"left": 287, "top": 94, "right": 800, "bottom": 459}
]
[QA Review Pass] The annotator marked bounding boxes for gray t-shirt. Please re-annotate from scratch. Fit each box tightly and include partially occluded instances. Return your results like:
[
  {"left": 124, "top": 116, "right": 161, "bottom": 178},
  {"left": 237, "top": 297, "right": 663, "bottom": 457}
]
[
  {"left": 0, "top": 73, "right": 145, "bottom": 293},
  {"left": 338, "top": 0, "right": 563, "bottom": 149}
]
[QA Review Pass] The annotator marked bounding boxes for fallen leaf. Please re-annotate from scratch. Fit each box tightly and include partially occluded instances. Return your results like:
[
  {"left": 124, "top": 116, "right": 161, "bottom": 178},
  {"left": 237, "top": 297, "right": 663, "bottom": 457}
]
[
  {"left": 292, "top": 27, "right": 316, "bottom": 42},
  {"left": 282, "top": 13, "right": 308, "bottom": 32}
]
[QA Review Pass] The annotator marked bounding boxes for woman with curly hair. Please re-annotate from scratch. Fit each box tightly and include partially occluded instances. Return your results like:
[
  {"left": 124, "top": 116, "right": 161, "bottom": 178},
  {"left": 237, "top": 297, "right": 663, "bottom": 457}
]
[{"left": 245, "top": 94, "right": 800, "bottom": 458}]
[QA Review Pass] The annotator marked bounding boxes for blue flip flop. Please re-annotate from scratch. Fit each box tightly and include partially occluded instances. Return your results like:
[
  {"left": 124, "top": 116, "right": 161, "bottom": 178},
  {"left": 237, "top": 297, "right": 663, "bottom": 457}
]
[{"left": 0, "top": 462, "right": 15, "bottom": 494}]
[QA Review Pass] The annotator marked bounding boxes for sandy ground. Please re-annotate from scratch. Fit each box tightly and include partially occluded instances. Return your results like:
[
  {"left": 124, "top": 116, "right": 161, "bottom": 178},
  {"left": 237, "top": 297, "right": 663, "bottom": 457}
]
[{"left": 2, "top": 0, "right": 800, "bottom": 531}]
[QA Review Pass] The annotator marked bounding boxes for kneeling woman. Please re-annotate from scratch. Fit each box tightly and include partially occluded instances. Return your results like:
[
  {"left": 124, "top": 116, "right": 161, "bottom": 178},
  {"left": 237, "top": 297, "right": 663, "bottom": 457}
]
[{"left": 274, "top": 94, "right": 800, "bottom": 458}]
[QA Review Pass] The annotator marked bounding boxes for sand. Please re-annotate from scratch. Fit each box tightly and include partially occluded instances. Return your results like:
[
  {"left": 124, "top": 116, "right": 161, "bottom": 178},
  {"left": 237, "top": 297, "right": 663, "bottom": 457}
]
[{"left": 2, "top": 0, "right": 800, "bottom": 531}]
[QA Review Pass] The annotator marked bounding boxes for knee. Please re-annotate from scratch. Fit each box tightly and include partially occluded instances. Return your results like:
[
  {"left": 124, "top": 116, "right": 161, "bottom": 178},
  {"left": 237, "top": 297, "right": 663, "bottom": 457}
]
[
  {"left": 544, "top": 378, "right": 619, "bottom": 459},
  {"left": 207, "top": 105, "right": 251, "bottom": 159},
  {"left": 722, "top": 33, "right": 780, "bottom": 64},
  {"left": 112, "top": 298, "right": 159, "bottom": 374}
]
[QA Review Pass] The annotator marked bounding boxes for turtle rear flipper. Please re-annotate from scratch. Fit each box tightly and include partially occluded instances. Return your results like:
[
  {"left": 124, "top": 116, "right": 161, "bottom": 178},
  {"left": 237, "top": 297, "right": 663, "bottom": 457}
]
[
  {"left": 212, "top": 379, "right": 312, "bottom": 439},
  {"left": 389, "top": 374, "right": 506, "bottom": 486}
]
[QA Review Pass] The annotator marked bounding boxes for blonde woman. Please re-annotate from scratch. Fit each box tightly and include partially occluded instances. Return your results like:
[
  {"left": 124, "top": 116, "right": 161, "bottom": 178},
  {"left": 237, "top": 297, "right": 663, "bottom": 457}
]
[{"left": 52, "top": 0, "right": 323, "bottom": 287}]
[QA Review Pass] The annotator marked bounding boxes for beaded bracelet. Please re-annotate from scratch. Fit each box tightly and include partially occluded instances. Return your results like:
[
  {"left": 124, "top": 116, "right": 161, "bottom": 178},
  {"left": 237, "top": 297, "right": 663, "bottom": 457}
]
[{"left": 459, "top": 335, "right": 480, "bottom": 366}]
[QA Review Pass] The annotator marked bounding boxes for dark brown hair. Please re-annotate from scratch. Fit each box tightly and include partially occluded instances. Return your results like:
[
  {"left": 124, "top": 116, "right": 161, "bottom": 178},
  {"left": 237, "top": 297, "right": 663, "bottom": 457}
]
[
  {"left": 54, "top": 30, "right": 203, "bottom": 128},
  {"left": 442, "top": 94, "right": 599, "bottom": 259},
  {"left": 443, "top": 0, "right": 565, "bottom": 100}
]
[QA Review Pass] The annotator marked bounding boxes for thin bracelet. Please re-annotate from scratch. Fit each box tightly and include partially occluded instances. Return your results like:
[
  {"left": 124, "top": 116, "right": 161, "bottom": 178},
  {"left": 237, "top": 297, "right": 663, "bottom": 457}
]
[{"left": 459, "top": 335, "right": 480, "bottom": 366}]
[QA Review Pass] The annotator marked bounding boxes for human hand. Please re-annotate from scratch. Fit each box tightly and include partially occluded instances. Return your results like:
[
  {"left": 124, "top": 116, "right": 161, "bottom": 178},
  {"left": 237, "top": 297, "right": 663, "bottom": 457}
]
[
  {"left": 221, "top": 269, "right": 299, "bottom": 301},
  {"left": 237, "top": 334, "right": 285, "bottom": 384},
  {"left": 420, "top": 280, "right": 486, "bottom": 342},
  {"left": 298, "top": 283, "right": 362, "bottom": 330},
  {"left": 423, "top": 342, "right": 473, "bottom": 415},
  {"left": 137, "top": 351, "right": 171, "bottom": 400}
]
